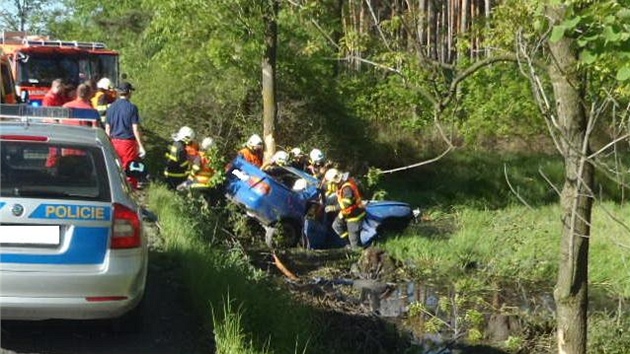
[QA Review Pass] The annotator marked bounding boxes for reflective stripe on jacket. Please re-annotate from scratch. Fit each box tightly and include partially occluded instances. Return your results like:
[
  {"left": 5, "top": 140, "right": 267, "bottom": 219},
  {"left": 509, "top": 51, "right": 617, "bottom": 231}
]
[
  {"left": 91, "top": 91, "right": 109, "bottom": 119},
  {"left": 325, "top": 181, "right": 338, "bottom": 198},
  {"left": 164, "top": 140, "right": 190, "bottom": 177},
  {"left": 336, "top": 178, "right": 365, "bottom": 220},
  {"left": 190, "top": 154, "right": 214, "bottom": 186}
]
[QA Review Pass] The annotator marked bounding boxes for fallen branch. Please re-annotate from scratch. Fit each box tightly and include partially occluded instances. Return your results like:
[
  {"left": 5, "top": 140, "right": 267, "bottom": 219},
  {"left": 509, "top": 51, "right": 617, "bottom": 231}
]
[{"left": 272, "top": 253, "right": 299, "bottom": 281}]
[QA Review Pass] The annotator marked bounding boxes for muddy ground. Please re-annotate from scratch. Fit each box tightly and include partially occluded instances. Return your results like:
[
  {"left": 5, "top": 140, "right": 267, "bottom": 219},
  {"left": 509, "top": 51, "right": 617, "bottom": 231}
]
[{"left": 246, "top": 244, "right": 515, "bottom": 354}]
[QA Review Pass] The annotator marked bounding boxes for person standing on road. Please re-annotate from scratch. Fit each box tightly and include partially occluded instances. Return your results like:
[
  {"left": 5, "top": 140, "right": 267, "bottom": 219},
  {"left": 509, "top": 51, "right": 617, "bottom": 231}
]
[
  {"left": 62, "top": 83, "right": 100, "bottom": 128},
  {"left": 105, "top": 82, "right": 146, "bottom": 189},
  {"left": 42, "top": 79, "right": 67, "bottom": 107},
  {"left": 323, "top": 168, "right": 366, "bottom": 249},
  {"left": 92, "top": 77, "right": 116, "bottom": 124}
]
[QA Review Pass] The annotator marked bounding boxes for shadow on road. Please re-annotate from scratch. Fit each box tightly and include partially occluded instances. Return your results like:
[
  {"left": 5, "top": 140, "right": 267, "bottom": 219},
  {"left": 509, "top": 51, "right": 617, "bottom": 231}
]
[{"left": 1, "top": 251, "right": 214, "bottom": 354}]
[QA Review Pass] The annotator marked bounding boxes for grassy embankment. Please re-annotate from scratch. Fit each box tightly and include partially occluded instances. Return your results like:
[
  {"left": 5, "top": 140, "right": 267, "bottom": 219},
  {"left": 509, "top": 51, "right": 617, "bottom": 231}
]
[
  {"left": 377, "top": 151, "right": 630, "bottom": 352},
  {"left": 148, "top": 150, "right": 630, "bottom": 353},
  {"left": 148, "top": 184, "right": 317, "bottom": 354}
]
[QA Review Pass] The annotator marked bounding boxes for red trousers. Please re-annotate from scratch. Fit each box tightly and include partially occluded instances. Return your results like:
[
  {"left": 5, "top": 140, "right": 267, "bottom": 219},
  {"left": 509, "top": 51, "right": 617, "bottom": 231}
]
[{"left": 111, "top": 138, "right": 139, "bottom": 189}]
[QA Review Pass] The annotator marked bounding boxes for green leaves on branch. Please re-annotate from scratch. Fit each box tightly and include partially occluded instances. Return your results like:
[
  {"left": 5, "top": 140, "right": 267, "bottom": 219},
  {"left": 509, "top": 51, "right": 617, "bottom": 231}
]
[{"left": 548, "top": 1, "right": 630, "bottom": 82}]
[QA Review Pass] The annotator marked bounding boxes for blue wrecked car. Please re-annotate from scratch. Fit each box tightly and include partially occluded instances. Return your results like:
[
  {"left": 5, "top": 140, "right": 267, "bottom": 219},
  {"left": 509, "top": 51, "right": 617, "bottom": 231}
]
[{"left": 225, "top": 156, "right": 417, "bottom": 249}]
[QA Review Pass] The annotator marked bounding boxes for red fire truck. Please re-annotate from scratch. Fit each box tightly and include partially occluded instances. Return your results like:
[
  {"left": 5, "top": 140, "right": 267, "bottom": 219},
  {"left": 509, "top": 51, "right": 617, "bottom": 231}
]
[{"left": 0, "top": 32, "right": 119, "bottom": 106}]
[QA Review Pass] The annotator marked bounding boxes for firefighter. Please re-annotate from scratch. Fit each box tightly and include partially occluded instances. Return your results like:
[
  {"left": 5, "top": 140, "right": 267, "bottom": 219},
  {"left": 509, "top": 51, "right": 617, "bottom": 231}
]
[
  {"left": 262, "top": 150, "right": 289, "bottom": 171},
  {"left": 164, "top": 126, "right": 195, "bottom": 189},
  {"left": 187, "top": 137, "right": 216, "bottom": 191},
  {"left": 307, "top": 148, "right": 329, "bottom": 179},
  {"left": 288, "top": 147, "right": 308, "bottom": 170},
  {"left": 92, "top": 77, "right": 115, "bottom": 123},
  {"left": 186, "top": 140, "right": 200, "bottom": 163},
  {"left": 237, "top": 134, "right": 264, "bottom": 167},
  {"left": 323, "top": 168, "right": 366, "bottom": 249}
]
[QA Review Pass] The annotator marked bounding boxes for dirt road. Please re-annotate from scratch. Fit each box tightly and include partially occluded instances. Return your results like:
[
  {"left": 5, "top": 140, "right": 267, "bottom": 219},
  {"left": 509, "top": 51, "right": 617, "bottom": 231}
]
[{"left": 1, "top": 220, "right": 213, "bottom": 354}]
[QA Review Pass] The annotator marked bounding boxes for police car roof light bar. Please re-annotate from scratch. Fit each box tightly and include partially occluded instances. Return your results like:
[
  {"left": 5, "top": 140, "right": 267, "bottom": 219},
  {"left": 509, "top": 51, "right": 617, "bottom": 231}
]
[{"left": 0, "top": 104, "right": 100, "bottom": 123}]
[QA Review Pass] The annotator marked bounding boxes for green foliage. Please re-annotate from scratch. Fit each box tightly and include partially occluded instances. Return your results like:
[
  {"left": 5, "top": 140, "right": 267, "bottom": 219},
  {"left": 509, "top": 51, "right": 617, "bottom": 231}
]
[
  {"left": 458, "top": 65, "right": 546, "bottom": 147},
  {"left": 382, "top": 198, "right": 630, "bottom": 298},
  {"left": 548, "top": 1, "right": 630, "bottom": 84},
  {"left": 148, "top": 184, "right": 316, "bottom": 353},
  {"left": 588, "top": 312, "right": 630, "bottom": 354},
  {"left": 213, "top": 296, "right": 270, "bottom": 354},
  {"left": 0, "top": 0, "right": 65, "bottom": 34}
]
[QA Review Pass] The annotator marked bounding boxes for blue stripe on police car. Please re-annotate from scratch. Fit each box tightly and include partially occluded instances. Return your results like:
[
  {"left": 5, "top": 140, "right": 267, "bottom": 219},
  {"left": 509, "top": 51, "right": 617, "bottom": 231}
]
[
  {"left": 0, "top": 227, "right": 109, "bottom": 264},
  {"left": 29, "top": 203, "right": 111, "bottom": 221}
]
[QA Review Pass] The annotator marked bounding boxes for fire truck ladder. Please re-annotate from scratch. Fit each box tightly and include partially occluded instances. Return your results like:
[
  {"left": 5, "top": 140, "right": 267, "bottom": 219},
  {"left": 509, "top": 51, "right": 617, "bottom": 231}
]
[{"left": 1, "top": 31, "right": 107, "bottom": 50}]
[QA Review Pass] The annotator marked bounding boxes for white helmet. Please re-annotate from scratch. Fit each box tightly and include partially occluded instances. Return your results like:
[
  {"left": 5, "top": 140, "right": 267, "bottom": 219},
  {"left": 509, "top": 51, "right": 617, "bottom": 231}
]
[
  {"left": 246, "top": 134, "right": 263, "bottom": 149},
  {"left": 324, "top": 168, "right": 342, "bottom": 183},
  {"left": 173, "top": 126, "right": 195, "bottom": 142},
  {"left": 96, "top": 77, "right": 112, "bottom": 90},
  {"left": 290, "top": 147, "right": 302, "bottom": 157},
  {"left": 292, "top": 178, "right": 307, "bottom": 191},
  {"left": 309, "top": 148, "right": 324, "bottom": 164},
  {"left": 271, "top": 150, "right": 289, "bottom": 166},
  {"left": 201, "top": 137, "right": 214, "bottom": 151}
]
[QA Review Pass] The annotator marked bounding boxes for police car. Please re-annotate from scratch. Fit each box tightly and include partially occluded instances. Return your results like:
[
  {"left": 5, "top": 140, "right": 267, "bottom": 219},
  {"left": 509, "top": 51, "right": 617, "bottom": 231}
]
[{"left": 0, "top": 105, "right": 147, "bottom": 322}]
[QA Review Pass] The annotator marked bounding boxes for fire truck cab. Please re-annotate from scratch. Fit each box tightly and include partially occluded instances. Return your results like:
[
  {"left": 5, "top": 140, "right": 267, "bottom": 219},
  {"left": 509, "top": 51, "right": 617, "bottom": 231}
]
[{"left": 0, "top": 32, "right": 119, "bottom": 106}]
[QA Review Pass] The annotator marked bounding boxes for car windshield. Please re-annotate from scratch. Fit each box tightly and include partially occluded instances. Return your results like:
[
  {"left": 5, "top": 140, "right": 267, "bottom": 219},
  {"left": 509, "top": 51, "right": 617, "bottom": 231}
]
[
  {"left": 90, "top": 54, "right": 118, "bottom": 86},
  {"left": 0, "top": 141, "right": 110, "bottom": 202}
]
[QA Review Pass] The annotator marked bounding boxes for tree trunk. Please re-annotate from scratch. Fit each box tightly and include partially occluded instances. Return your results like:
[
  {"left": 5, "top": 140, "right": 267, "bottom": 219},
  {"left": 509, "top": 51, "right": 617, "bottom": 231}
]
[
  {"left": 461, "top": 0, "right": 468, "bottom": 34},
  {"left": 546, "top": 4, "right": 592, "bottom": 354},
  {"left": 262, "top": 0, "right": 279, "bottom": 161},
  {"left": 333, "top": 0, "right": 344, "bottom": 76}
]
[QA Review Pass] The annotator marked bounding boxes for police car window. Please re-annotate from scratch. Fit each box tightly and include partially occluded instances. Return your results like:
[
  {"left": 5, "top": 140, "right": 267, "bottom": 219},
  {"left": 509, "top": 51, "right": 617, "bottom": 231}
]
[{"left": 0, "top": 141, "right": 110, "bottom": 202}]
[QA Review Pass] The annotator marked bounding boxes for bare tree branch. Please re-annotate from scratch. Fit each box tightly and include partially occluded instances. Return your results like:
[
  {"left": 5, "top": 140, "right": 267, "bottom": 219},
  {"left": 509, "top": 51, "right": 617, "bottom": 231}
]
[
  {"left": 504, "top": 164, "right": 534, "bottom": 210},
  {"left": 539, "top": 168, "right": 562, "bottom": 197},
  {"left": 364, "top": 0, "right": 392, "bottom": 51}
]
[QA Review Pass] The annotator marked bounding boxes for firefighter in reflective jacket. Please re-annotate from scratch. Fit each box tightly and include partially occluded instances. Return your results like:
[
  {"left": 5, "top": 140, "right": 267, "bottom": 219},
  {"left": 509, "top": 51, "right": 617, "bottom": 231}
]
[
  {"left": 238, "top": 134, "right": 264, "bottom": 167},
  {"left": 324, "top": 168, "right": 366, "bottom": 249},
  {"left": 188, "top": 137, "right": 216, "bottom": 190},
  {"left": 164, "top": 126, "right": 195, "bottom": 189},
  {"left": 92, "top": 78, "right": 115, "bottom": 123}
]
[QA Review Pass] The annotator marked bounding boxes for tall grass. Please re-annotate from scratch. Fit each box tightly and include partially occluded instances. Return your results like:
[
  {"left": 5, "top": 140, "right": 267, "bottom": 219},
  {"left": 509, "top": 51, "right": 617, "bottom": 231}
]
[
  {"left": 148, "top": 184, "right": 313, "bottom": 354},
  {"left": 213, "top": 295, "right": 270, "bottom": 354},
  {"left": 382, "top": 205, "right": 560, "bottom": 283},
  {"left": 380, "top": 201, "right": 630, "bottom": 352},
  {"left": 382, "top": 202, "right": 630, "bottom": 297}
]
